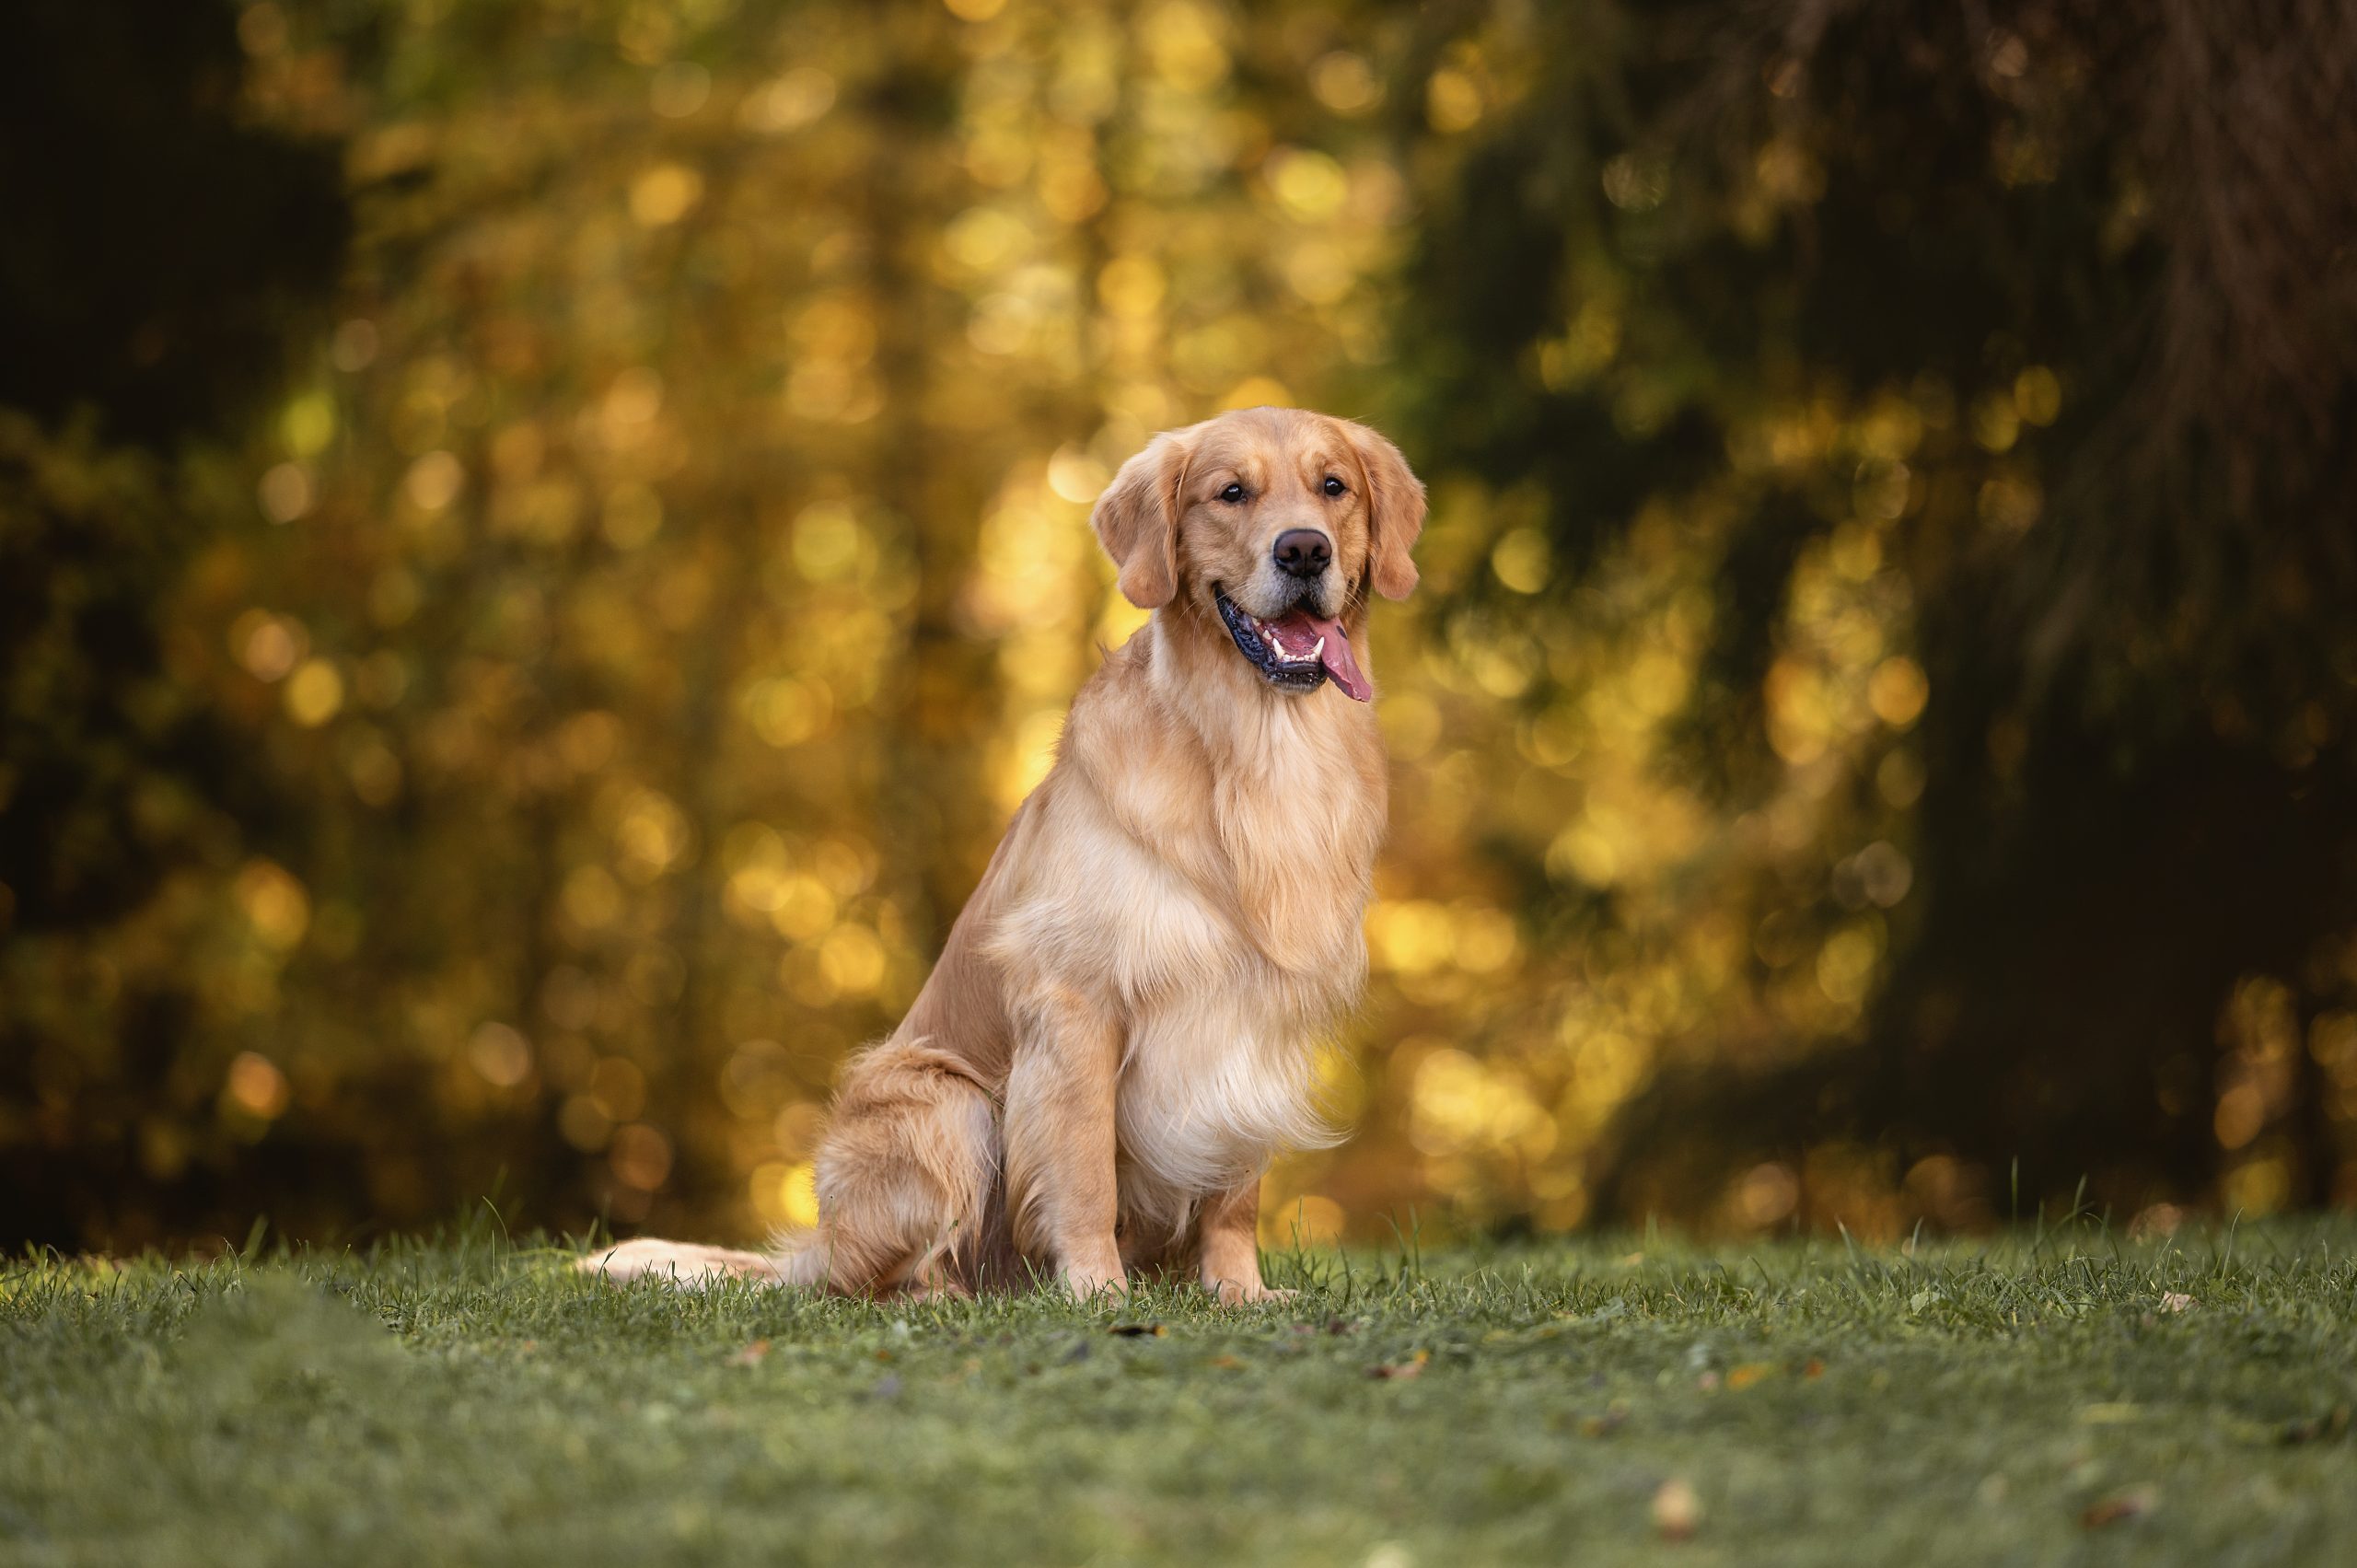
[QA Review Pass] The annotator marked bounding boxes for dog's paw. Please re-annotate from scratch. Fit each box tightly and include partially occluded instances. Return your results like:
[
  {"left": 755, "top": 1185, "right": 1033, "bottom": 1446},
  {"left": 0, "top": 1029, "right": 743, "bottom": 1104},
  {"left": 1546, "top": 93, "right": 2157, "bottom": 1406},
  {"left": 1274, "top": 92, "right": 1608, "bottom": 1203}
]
[
  {"left": 1209, "top": 1278, "right": 1296, "bottom": 1307},
  {"left": 1061, "top": 1264, "right": 1130, "bottom": 1301}
]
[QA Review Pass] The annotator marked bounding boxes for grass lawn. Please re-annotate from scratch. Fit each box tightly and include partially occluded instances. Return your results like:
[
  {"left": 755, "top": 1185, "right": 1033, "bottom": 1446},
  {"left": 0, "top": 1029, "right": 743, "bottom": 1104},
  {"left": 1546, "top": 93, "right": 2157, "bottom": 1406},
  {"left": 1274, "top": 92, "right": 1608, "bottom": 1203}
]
[{"left": 3, "top": 1220, "right": 2353, "bottom": 1566}]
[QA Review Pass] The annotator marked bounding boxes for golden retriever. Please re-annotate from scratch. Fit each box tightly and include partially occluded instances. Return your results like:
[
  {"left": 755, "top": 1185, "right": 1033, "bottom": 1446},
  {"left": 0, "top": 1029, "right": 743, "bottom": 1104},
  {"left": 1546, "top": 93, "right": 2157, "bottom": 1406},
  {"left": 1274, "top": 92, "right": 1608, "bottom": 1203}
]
[{"left": 581, "top": 406, "right": 1423, "bottom": 1301}]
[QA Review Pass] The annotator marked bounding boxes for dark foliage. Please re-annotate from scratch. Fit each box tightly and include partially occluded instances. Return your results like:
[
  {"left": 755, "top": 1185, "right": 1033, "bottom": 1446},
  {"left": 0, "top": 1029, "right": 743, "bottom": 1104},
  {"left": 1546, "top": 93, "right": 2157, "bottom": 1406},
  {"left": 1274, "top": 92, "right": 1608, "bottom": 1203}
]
[{"left": 1402, "top": 0, "right": 2357, "bottom": 1216}]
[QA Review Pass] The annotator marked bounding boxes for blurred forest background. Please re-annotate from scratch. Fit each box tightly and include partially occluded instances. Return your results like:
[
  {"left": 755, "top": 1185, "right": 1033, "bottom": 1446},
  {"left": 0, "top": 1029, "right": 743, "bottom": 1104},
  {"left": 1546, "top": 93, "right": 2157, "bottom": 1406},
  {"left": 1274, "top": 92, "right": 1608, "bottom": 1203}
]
[{"left": 6, "top": 0, "right": 2355, "bottom": 1253}]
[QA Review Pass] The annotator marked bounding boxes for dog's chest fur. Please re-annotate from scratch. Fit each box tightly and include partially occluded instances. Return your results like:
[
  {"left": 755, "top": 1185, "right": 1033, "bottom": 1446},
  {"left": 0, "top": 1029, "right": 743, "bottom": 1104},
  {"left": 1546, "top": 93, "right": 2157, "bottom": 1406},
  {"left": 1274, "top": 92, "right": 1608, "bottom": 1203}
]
[{"left": 992, "top": 658, "right": 1386, "bottom": 1218}]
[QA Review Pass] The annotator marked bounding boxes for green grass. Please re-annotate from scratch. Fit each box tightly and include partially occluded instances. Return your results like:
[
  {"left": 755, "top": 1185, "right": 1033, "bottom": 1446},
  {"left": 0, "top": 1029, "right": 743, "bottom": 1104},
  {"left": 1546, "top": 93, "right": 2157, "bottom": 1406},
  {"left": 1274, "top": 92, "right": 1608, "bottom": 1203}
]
[{"left": 4, "top": 1220, "right": 2353, "bottom": 1566}]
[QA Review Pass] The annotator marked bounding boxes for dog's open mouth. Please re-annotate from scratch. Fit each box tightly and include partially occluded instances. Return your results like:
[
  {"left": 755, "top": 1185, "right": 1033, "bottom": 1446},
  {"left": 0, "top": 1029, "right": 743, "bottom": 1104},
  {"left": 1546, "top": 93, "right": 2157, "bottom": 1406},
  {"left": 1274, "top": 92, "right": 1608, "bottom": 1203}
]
[{"left": 1214, "top": 589, "right": 1372, "bottom": 702}]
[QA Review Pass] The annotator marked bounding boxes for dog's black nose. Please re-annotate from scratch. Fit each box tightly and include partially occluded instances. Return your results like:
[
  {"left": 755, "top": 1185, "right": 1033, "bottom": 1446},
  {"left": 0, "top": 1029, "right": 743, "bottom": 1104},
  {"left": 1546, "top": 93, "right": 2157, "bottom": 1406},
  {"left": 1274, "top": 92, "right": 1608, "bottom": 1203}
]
[{"left": 1271, "top": 528, "right": 1331, "bottom": 579}]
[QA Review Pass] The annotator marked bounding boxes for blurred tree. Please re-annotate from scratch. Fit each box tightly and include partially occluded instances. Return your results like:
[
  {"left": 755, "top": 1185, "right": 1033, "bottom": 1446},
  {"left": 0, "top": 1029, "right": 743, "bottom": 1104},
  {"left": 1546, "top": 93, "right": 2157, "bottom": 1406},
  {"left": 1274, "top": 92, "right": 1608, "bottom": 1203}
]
[
  {"left": 0, "top": 0, "right": 348, "bottom": 931},
  {"left": 0, "top": 1, "right": 349, "bottom": 442},
  {"left": 1394, "top": 0, "right": 2357, "bottom": 1225},
  {"left": 0, "top": 0, "right": 348, "bottom": 1243}
]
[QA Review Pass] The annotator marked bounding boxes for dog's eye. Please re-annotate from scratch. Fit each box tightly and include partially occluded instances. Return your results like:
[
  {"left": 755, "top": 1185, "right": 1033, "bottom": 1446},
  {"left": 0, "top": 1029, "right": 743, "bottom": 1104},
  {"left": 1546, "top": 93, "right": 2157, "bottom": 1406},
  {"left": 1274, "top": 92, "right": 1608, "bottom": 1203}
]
[
  {"left": 1219, "top": 482, "right": 1246, "bottom": 504},
  {"left": 1321, "top": 475, "right": 1346, "bottom": 497}
]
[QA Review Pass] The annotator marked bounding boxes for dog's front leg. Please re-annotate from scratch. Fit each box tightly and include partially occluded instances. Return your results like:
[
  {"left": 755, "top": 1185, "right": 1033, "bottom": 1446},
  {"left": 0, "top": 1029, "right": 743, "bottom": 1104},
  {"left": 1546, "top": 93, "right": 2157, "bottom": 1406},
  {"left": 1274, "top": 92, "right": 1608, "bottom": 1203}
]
[
  {"left": 1003, "top": 987, "right": 1125, "bottom": 1299},
  {"left": 1198, "top": 1179, "right": 1292, "bottom": 1305}
]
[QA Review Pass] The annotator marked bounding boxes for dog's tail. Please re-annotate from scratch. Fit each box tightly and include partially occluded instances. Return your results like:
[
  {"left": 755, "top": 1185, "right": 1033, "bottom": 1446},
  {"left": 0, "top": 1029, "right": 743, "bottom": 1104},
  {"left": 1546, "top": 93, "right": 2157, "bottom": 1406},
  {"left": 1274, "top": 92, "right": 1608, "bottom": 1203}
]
[{"left": 575, "top": 1237, "right": 788, "bottom": 1287}]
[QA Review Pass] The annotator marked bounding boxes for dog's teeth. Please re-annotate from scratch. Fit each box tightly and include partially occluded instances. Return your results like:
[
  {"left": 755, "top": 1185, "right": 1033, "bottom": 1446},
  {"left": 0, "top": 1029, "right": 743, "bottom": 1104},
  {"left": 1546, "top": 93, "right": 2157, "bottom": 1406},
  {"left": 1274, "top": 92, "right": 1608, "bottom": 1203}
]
[{"left": 1310, "top": 637, "right": 1324, "bottom": 660}]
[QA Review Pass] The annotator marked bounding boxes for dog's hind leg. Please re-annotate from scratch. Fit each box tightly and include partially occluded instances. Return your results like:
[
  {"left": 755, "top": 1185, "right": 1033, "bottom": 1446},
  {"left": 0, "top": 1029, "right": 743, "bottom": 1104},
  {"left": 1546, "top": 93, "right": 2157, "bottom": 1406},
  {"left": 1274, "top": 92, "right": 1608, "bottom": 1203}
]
[
  {"left": 576, "top": 1037, "right": 996, "bottom": 1295},
  {"left": 782, "top": 1036, "right": 999, "bottom": 1295}
]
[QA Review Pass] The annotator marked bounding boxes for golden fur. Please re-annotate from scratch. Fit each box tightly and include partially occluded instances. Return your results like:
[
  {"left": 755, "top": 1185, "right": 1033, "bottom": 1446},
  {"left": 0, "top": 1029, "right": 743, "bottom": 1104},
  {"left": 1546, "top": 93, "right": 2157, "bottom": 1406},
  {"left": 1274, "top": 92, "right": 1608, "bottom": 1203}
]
[{"left": 582, "top": 406, "right": 1423, "bottom": 1301}]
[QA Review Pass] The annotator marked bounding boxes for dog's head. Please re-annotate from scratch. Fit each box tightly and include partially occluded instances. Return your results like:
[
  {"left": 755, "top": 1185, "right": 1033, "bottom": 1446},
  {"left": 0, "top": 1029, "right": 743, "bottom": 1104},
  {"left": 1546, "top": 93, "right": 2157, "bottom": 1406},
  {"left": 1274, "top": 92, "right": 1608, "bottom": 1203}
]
[{"left": 1089, "top": 406, "right": 1425, "bottom": 702}]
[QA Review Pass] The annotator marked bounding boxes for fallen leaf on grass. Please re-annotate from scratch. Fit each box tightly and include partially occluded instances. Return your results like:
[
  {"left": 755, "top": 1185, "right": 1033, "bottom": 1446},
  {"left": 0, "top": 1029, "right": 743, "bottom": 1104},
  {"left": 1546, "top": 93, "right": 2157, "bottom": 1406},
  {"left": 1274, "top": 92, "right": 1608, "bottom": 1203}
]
[
  {"left": 2080, "top": 1487, "right": 2156, "bottom": 1528},
  {"left": 1577, "top": 1402, "right": 1630, "bottom": 1438},
  {"left": 2280, "top": 1405, "right": 2351, "bottom": 1446},
  {"left": 2078, "top": 1402, "right": 2141, "bottom": 1425},
  {"left": 1369, "top": 1351, "right": 1430, "bottom": 1380},
  {"left": 1802, "top": 1358, "right": 1826, "bottom": 1379},
  {"left": 1106, "top": 1323, "right": 1167, "bottom": 1338},
  {"left": 1208, "top": 1354, "right": 1247, "bottom": 1370},
  {"left": 1726, "top": 1363, "right": 1772, "bottom": 1391},
  {"left": 726, "top": 1340, "right": 771, "bottom": 1367},
  {"left": 1652, "top": 1478, "right": 1700, "bottom": 1540},
  {"left": 2158, "top": 1292, "right": 2197, "bottom": 1313}
]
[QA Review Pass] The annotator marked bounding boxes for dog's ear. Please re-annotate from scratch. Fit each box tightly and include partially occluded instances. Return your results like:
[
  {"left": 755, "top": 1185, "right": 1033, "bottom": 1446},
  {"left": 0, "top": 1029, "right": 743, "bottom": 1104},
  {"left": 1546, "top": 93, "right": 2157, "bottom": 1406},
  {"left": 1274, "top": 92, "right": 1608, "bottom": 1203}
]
[
  {"left": 1091, "top": 430, "right": 1187, "bottom": 610},
  {"left": 1343, "top": 421, "right": 1427, "bottom": 601}
]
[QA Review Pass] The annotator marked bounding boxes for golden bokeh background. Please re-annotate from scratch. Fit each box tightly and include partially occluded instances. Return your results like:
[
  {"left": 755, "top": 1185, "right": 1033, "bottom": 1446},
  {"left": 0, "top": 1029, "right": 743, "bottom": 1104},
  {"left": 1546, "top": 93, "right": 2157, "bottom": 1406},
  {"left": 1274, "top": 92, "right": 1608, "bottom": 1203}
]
[{"left": 6, "top": 0, "right": 2354, "bottom": 1251}]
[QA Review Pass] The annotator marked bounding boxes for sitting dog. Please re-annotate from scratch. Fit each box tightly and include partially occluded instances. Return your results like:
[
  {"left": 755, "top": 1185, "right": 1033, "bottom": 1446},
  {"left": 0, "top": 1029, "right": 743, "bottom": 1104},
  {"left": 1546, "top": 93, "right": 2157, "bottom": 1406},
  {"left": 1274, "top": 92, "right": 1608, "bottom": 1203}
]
[{"left": 582, "top": 405, "right": 1422, "bottom": 1301}]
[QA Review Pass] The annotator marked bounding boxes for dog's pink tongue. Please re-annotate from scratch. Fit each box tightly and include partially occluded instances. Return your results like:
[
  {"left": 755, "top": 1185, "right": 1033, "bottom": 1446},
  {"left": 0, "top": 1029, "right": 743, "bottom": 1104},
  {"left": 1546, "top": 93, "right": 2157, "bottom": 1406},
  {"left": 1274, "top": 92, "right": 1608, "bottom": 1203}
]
[{"left": 1266, "top": 610, "right": 1371, "bottom": 702}]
